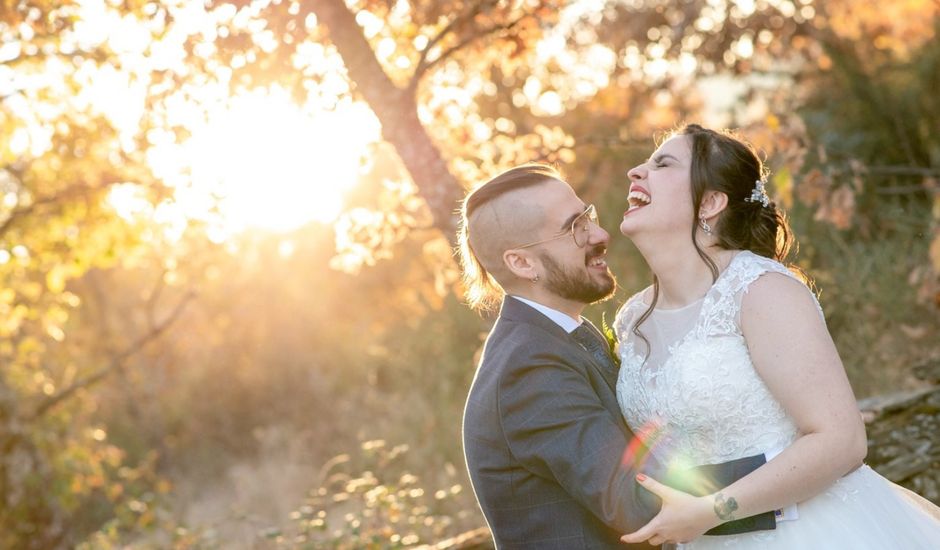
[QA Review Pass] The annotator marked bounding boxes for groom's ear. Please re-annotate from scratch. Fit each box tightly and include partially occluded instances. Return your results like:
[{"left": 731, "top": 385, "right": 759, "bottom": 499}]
[
  {"left": 699, "top": 190, "right": 729, "bottom": 220},
  {"left": 503, "top": 249, "right": 539, "bottom": 281}
]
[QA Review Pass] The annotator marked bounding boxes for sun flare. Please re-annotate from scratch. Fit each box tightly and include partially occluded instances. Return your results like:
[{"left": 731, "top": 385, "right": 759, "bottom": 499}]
[{"left": 184, "top": 88, "right": 380, "bottom": 233}]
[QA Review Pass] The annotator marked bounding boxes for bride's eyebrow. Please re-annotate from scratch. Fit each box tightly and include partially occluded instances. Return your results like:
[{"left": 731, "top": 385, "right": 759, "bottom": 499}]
[{"left": 652, "top": 153, "right": 679, "bottom": 163}]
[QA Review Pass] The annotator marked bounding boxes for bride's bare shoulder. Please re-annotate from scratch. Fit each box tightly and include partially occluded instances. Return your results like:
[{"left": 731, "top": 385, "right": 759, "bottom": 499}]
[{"left": 741, "top": 271, "right": 824, "bottom": 327}]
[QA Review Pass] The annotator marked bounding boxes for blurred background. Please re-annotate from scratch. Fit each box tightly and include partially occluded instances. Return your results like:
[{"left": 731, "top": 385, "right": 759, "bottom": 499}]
[{"left": 1, "top": 0, "right": 938, "bottom": 547}]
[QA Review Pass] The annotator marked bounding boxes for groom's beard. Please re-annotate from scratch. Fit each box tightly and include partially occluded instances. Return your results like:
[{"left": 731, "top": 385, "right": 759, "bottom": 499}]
[{"left": 539, "top": 246, "right": 616, "bottom": 305}]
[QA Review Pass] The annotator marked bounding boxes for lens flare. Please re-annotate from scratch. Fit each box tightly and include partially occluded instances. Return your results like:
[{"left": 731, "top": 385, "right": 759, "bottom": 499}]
[
  {"left": 623, "top": 419, "right": 729, "bottom": 497},
  {"left": 622, "top": 419, "right": 667, "bottom": 472}
]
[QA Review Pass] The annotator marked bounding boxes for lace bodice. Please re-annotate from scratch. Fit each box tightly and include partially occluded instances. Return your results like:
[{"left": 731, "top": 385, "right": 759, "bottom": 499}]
[{"left": 614, "top": 251, "right": 820, "bottom": 467}]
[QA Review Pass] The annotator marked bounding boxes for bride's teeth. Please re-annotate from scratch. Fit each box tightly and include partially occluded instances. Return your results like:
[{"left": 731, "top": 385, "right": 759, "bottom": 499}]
[{"left": 628, "top": 190, "right": 651, "bottom": 209}]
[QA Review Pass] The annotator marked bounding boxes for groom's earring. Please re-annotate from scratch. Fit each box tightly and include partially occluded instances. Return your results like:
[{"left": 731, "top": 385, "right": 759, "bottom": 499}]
[{"left": 699, "top": 216, "right": 712, "bottom": 235}]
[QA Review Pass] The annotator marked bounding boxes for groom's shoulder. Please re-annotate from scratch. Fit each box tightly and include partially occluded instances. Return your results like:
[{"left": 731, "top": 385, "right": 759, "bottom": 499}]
[
  {"left": 487, "top": 315, "right": 565, "bottom": 355},
  {"left": 478, "top": 315, "right": 579, "bottom": 372}
]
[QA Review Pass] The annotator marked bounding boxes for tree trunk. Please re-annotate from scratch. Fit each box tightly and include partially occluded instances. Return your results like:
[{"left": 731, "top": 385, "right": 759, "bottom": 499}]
[{"left": 309, "top": 0, "right": 463, "bottom": 244}]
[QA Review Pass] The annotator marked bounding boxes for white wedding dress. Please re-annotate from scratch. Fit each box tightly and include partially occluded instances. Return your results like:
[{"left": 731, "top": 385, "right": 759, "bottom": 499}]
[{"left": 614, "top": 250, "right": 940, "bottom": 549}]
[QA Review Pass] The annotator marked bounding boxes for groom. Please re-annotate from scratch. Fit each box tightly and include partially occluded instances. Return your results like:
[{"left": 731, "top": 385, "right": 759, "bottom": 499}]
[{"left": 458, "top": 164, "right": 774, "bottom": 548}]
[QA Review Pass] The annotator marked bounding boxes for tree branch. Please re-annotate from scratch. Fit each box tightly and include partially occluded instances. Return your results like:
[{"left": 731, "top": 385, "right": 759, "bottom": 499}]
[
  {"left": 865, "top": 165, "right": 940, "bottom": 177},
  {"left": 144, "top": 268, "right": 170, "bottom": 331},
  {"left": 874, "top": 185, "right": 939, "bottom": 195},
  {"left": 0, "top": 178, "right": 124, "bottom": 240},
  {"left": 306, "top": 0, "right": 463, "bottom": 241},
  {"left": 28, "top": 290, "right": 196, "bottom": 421},
  {"left": 408, "top": 0, "right": 497, "bottom": 90},
  {"left": 409, "top": 6, "right": 534, "bottom": 92}
]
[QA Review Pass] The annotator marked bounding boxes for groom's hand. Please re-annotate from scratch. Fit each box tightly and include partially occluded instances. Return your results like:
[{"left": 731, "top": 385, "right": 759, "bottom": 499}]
[{"left": 620, "top": 474, "right": 719, "bottom": 546}]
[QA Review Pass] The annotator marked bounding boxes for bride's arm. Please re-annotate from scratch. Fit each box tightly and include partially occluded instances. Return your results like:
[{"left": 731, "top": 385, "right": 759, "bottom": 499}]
[
  {"left": 622, "top": 272, "right": 867, "bottom": 545},
  {"left": 715, "top": 272, "right": 867, "bottom": 516}
]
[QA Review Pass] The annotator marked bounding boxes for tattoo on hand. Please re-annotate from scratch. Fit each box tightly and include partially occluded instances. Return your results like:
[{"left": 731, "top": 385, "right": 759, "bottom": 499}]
[{"left": 713, "top": 492, "right": 739, "bottom": 521}]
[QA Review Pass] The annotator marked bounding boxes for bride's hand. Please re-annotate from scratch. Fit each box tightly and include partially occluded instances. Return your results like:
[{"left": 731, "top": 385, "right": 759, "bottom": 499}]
[{"left": 620, "top": 474, "right": 720, "bottom": 546}]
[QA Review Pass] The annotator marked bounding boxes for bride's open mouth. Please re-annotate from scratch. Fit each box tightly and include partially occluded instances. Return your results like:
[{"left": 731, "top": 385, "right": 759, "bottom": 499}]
[{"left": 625, "top": 184, "right": 651, "bottom": 215}]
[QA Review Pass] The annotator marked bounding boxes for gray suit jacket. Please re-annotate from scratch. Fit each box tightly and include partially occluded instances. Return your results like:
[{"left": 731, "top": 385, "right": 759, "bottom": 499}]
[{"left": 463, "top": 296, "right": 661, "bottom": 549}]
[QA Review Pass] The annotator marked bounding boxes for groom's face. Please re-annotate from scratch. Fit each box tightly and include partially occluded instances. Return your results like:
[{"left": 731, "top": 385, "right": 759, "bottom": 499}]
[
  {"left": 526, "top": 181, "right": 617, "bottom": 305},
  {"left": 539, "top": 247, "right": 616, "bottom": 304}
]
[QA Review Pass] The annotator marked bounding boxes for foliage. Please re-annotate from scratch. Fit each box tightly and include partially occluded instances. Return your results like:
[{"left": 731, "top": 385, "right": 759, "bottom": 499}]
[
  {"left": 273, "top": 440, "right": 474, "bottom": 549},
  {"left": 766, "top": 12, "right": 940, "bottom": 393},
  {"left": 0, "top": 0, "right": 937, "bottom": 547}
]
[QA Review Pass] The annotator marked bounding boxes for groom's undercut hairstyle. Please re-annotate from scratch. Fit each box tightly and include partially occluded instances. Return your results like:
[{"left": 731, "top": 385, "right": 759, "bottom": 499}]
[{"left": 458, "top": 163, "right": 564, "bottom": 313}]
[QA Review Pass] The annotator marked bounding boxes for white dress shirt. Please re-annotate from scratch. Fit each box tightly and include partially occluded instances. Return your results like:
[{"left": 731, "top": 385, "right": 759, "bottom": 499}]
[{"left": 511, "top": 295, "right": 583, "bottom": 334}]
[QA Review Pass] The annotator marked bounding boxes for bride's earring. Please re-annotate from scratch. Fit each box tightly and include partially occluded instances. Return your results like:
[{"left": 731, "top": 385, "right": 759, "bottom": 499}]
[
  {"left": 531, "top": 274, "right": 540, "bottom": 283},
  {"left": 699, "top": 216, "right": 712, "bottom": 235}
]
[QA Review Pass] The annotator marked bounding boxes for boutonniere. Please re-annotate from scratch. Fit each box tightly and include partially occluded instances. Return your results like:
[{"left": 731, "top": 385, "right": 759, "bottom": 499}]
[{"left": 601, "top": 312, "right": 621, "bottom": 367}]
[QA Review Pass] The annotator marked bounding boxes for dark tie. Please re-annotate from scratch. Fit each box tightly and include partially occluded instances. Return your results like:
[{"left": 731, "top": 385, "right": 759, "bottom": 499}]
[{"left": 571, "top": 324, "right": 619, "bottom": 372}]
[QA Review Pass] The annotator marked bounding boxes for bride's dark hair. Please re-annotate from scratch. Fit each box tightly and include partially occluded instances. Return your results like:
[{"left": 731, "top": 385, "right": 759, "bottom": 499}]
[{"left": 632, "top": 124, "right": 800, "bottom": 355}]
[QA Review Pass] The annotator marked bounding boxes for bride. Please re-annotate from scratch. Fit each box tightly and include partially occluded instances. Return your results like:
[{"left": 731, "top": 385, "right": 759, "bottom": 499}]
[{"left": 614, "top": 124, "right": 940, "bottom": 548}]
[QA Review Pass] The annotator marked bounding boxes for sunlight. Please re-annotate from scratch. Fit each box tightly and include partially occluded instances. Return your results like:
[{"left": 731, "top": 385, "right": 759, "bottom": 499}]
[
  {"left": 183, "top": 87, "right": 380, "bottom": 233},
  {"left": 123, "top": 86, "right": 382, "bottom": 241}
]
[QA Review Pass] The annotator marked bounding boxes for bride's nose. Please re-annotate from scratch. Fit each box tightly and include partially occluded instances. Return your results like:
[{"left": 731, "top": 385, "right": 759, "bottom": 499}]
[{"left": 627, "top": 164, "right": 645, "bottom": 182}]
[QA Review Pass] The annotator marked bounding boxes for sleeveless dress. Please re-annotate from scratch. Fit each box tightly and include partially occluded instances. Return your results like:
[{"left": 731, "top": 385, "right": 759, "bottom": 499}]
[{"left": 614, "top": 250, "right": 940, "bottom": 549}]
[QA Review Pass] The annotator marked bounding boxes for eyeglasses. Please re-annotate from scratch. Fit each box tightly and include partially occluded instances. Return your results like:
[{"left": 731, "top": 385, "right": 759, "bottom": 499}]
[{"left": 513, "top": 204, "right": 598, "bottom": 249}]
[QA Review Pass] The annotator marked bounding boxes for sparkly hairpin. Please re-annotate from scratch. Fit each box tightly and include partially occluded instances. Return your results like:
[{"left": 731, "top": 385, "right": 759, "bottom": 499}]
[{"left": 745, "top": 179, "right": 771, "bottom": 207}]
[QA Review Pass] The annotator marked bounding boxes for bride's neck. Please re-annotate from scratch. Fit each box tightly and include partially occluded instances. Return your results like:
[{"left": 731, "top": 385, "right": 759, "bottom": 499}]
[{"left": 639, "top": 236, "right": 733, "bottom": 309}]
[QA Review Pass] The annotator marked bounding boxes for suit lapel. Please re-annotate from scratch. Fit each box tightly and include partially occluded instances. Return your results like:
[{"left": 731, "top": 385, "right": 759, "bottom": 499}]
[
  {"left": 577, "top": 319, "right": 620, "bottom": 391},
  {"left": 575, "top": 344, "right": 618, "bottom": 394}
]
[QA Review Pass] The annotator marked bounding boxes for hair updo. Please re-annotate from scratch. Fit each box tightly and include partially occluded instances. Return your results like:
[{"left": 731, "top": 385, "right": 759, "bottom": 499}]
[{"left": 682, "top": 123, "right": 794, "bottom": 277}]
